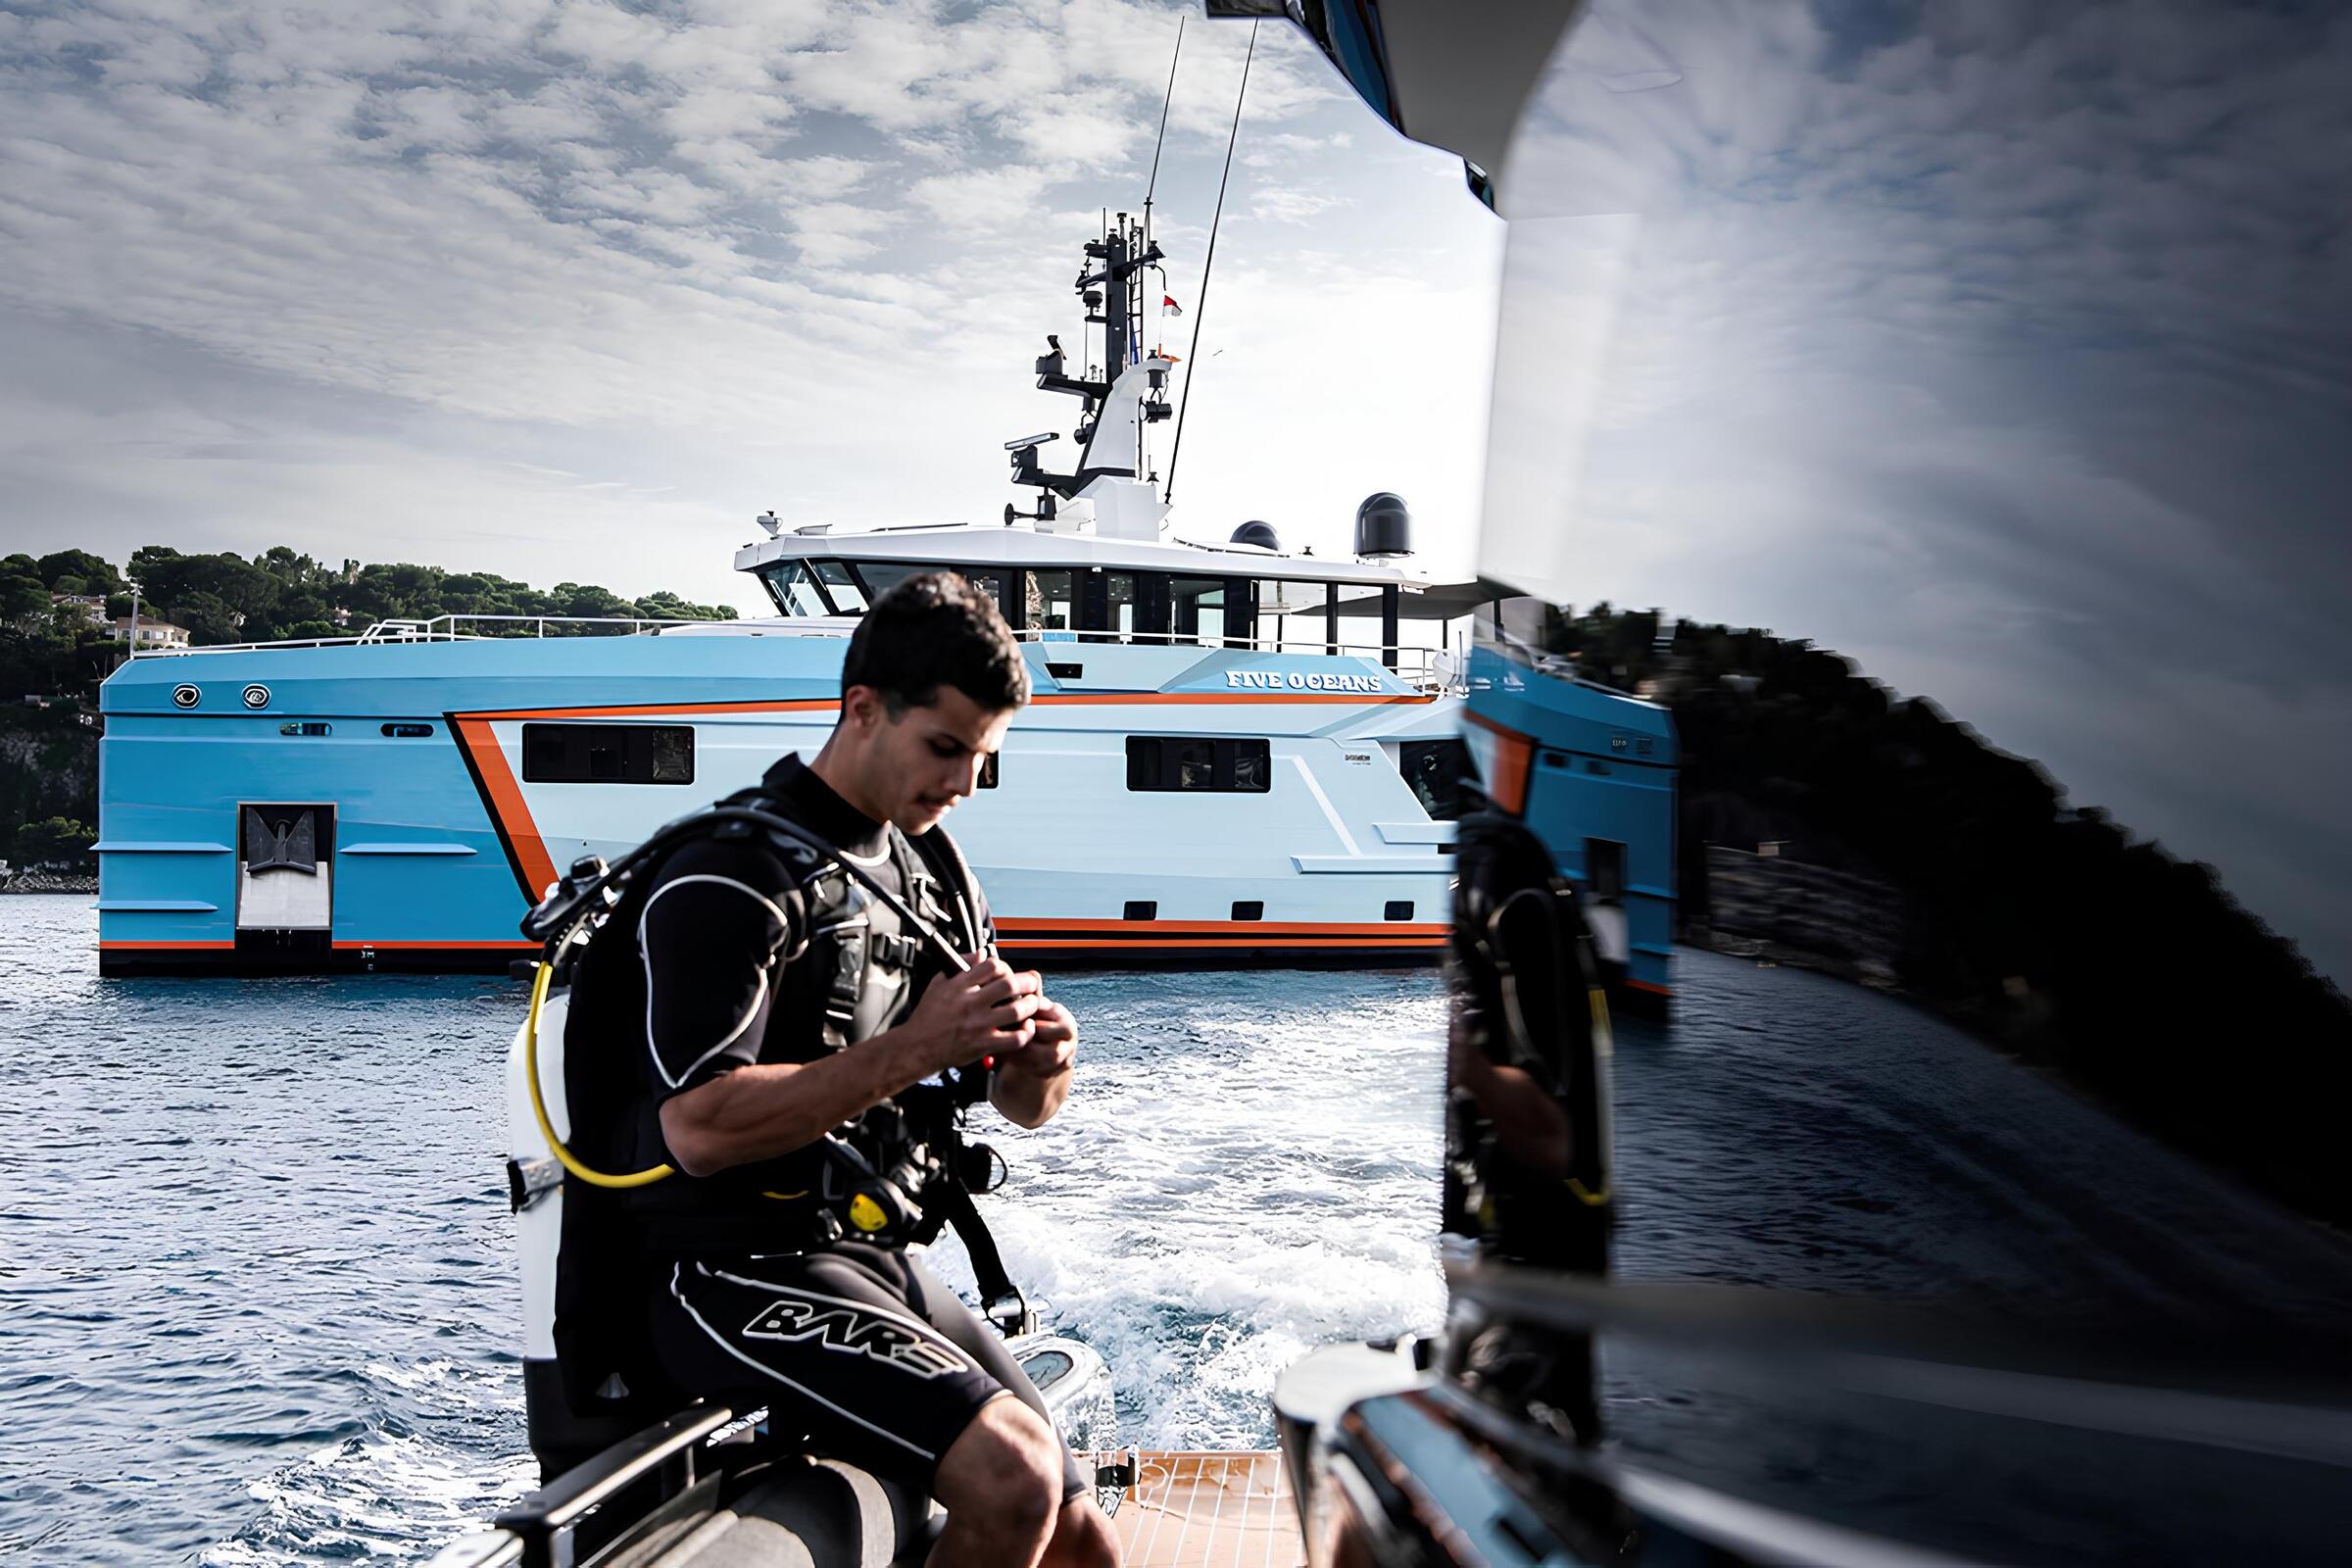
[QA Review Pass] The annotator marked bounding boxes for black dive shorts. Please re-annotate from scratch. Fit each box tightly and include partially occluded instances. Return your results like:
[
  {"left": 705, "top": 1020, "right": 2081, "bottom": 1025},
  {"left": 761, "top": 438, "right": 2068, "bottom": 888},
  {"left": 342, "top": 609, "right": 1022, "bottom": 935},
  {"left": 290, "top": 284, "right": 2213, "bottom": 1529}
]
[{"left": 647, "top": 1241, "right": 1089, "bottom": 1503}]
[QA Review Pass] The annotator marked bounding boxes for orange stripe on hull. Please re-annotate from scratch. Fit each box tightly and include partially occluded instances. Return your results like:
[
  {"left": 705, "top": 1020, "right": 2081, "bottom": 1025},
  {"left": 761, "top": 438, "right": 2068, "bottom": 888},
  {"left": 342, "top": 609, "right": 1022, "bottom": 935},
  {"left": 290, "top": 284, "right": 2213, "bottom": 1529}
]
[{"left": 453, "top": 716, "right": 562, "bottom": 899}]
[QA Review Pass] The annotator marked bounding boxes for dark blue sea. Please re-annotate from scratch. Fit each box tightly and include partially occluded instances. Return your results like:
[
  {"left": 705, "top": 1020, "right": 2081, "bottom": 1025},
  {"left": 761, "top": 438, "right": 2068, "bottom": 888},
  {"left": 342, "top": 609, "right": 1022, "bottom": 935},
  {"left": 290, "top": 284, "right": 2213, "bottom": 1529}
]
[{"left": 5, "top": 897, "right": 2349, "bottom": 1563}]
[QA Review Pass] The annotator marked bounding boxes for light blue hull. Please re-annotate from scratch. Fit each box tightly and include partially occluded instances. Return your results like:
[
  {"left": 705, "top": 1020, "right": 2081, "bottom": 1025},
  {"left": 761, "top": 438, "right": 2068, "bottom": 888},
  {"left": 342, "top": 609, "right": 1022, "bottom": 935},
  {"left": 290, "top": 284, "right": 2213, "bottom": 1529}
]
[
  {"left": 1464, "top": 643, "right": 1679, "bottom": 1003},
  {"left": 97, "top": 631, "right": 1467, "bottom": 973}
]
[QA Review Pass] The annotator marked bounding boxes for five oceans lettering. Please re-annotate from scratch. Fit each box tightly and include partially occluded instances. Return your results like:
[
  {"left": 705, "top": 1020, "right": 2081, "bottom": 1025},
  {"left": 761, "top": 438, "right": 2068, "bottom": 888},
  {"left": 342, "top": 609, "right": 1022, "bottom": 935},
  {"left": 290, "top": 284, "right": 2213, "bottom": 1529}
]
[{"left": 1223, "top": 670, "right": 1389, "bottom": 694}]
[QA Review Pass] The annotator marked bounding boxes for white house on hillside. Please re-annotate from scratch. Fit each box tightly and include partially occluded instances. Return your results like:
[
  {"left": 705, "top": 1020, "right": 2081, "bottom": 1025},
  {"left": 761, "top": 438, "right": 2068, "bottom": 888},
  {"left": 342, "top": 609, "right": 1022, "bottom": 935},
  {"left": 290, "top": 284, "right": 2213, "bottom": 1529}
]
[{"left": 109, "top": 618, "right": 191, "bottom": 649}]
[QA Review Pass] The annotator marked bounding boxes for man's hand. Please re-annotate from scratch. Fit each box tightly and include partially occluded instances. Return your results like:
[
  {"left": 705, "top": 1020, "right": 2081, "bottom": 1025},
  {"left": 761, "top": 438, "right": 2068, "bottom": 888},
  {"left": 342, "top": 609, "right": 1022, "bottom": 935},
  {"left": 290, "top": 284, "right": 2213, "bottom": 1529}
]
[
  {"left": 906, "top": 955, "right": 1043, "bottom": 1074},
  {"left": 989, "top": 988, "right": 1076, "bottom": 1129},
  {"left": 998, "top": 997, "right": 1075, "bottom": 1079},
  {"left": 661, "top": 956, "right": 1043, "bottom": 1178}
]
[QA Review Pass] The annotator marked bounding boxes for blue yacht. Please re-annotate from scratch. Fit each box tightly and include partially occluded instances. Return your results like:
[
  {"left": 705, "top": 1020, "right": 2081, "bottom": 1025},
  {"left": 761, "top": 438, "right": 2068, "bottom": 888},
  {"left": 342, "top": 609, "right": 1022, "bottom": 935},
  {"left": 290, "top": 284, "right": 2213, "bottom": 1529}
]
[{"left": 94, "top": 210, "right": 1676, "bottom": 996}]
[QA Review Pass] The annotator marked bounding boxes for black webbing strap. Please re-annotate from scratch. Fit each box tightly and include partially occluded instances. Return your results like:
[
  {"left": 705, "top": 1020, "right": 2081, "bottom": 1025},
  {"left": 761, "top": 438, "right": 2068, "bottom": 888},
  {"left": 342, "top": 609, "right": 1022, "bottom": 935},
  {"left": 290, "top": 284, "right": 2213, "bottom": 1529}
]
[{"left": 928, "top": 1180, "right": 1033, "bottom": 1336}]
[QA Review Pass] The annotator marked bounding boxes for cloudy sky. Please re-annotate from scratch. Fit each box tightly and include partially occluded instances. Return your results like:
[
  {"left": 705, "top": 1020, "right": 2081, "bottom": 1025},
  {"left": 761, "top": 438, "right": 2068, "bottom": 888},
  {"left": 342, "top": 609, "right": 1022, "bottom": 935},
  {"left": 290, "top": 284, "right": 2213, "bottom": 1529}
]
[
  {"left": 4, "top": 0, "right": 2345, "bottom": 984},
  {"left": 0, "top": 0, "right": 1499, "bottom": 602}
]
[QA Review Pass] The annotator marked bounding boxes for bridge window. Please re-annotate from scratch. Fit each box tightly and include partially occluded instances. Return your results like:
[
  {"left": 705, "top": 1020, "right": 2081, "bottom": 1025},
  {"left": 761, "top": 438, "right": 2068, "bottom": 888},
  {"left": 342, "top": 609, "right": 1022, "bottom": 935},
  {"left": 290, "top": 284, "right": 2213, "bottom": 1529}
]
[
  {"left": 522, "top": 723, "right": 695, "bottom": 785},
  {"left": 1078, "top": 570, "right": 1148, "bottom": 641},
  {"left": 759, "top": 561, "right": 832, "bottom": 618},
  {"left": 1170, "top": 576, "right": 1226, "bottom": 646},
  {"left": 1126, "top": 736, "right": 1271, "bottom": 794},
  {"left": 1398, "top": 738, "right": 1472, "bottom": 821},
  {"left": 812, "top": 560, "right": 867, "bottom": 612},
  {"left": 1025, "top": 569, "right": 1077, "bottom": 632},
  {"left": 855, "top": 563, "right": 1010, "bottom": 620}
]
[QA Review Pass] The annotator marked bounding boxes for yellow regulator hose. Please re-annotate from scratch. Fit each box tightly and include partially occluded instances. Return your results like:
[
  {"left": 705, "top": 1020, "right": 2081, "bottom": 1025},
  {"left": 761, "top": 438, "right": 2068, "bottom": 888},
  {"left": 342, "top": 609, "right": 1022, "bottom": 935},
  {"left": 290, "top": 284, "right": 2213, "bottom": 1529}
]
[{"left": 525, "top": 954, "right": 674, "bottom": 1189}]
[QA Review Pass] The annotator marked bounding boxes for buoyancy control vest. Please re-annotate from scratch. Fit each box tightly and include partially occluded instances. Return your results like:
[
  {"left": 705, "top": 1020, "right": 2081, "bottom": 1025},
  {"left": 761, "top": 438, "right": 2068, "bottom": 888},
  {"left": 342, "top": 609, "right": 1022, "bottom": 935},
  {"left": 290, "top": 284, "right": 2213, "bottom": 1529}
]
[{"left": 542, "top": 780, "right": 1014, "bottom": 1413}]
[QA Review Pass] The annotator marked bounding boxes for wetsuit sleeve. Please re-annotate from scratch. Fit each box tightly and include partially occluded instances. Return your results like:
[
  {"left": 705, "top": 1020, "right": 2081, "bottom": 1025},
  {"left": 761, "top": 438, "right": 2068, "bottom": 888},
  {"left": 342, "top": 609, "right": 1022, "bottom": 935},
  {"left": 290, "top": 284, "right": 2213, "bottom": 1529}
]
[{"left": 637, "top": 838, "right": 800, "bottom": 1097}]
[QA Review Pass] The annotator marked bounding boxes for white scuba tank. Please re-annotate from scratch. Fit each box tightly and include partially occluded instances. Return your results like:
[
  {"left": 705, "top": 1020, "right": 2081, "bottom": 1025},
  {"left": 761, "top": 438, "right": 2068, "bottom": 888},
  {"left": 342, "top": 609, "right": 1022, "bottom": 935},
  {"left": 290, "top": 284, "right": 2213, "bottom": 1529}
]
[{"left": 507, "top": 987, "right": 571, "bottom": 1366}]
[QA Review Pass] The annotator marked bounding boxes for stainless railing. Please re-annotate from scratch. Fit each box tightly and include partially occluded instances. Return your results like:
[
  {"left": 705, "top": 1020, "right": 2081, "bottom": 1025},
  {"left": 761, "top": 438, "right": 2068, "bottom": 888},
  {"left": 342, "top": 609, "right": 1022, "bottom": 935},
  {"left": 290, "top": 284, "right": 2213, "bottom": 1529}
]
[
  {"left": 123, "top": 612, "right": 773, "bottom": 656},
  {"left": 1008, "top": 626, "right": 1460, "bottom": 689},
  {"left": 126, "top": 612, "right": 1468, "bottom": 691}
]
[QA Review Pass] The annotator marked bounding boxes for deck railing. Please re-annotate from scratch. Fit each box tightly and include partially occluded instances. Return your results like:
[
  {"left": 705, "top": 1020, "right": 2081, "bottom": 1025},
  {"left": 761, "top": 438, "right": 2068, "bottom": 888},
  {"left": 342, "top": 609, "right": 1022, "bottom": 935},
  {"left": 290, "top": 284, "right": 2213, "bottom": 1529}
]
[
  {"left": 122, "top": 612, "right": 774, "bottom": 656},
  {"left": 126, "top": 613, "right": 1467, "bottom": 692},
  {"left": 1007, "top": 626, "right": 1458, "bottom": 689}
]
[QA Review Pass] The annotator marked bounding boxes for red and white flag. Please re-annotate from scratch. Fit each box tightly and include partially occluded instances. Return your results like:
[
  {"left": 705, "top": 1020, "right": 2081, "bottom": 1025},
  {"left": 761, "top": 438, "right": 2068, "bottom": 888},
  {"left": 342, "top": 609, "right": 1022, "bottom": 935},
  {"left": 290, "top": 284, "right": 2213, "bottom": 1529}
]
[{"left": 1161, "top": 294, "right": 1185, "bottom": 316}]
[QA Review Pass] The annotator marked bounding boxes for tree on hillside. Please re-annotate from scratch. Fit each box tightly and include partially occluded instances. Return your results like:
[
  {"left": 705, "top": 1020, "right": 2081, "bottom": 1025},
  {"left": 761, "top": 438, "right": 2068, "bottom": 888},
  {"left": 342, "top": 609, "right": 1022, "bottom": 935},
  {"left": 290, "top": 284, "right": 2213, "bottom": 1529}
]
[
  {"left": 13, "top": 815, "right": 96, "bottom": 868},
  {"left": 637, "top": 590, "right": 738, "bottom": 621},
  {"left": 1555, "top": 604, "right": 2352, "bottom": 1225},
  {"left": 35, "top": 550, "right": 125, "bottom": 596},
  {"left": 5, "top": 540, "right": 745, "bottom": 677},
  {"left": 126, "top": 548, "right": 286, "bottom": 644},
  {"left": 1, "top": 571, "right": 47, "bottom": 624},
  {"left": 168, "top": 590, "right": 246, "bottom": 645}
]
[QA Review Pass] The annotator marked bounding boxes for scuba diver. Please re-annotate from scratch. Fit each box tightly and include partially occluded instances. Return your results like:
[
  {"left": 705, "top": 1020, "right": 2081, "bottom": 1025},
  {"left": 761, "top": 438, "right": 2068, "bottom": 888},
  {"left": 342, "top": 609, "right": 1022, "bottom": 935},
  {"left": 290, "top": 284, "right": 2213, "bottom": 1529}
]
[{"left": 547, "top": 571, "right": 1120, "bottom": 1568}]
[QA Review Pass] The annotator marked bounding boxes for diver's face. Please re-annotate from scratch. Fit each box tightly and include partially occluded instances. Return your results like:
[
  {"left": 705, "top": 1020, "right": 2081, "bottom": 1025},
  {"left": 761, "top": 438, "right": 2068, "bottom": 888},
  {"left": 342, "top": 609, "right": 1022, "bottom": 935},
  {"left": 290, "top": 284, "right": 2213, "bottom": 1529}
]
[{"left": 846, "top": 684, "right": 1014, "bottom": 834}]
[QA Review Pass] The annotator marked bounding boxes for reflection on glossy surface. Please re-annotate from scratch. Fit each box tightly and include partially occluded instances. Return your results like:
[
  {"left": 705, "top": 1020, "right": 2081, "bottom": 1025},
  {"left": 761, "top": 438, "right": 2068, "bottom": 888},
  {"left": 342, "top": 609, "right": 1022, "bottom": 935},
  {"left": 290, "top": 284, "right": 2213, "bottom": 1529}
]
[
  {"left": 1482, "top": 0, "right": 2352, "bottom": 981},
  {"left": 9, "top": 896, "right": 2352, "bottom": 1558}
]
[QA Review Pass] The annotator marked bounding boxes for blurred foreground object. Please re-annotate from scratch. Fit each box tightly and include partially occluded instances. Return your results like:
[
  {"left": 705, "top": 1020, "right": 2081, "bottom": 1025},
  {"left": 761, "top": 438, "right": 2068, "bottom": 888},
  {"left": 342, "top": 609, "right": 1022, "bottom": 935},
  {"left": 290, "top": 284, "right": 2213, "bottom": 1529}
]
[{"left": 1247, "top": 0, "right": 2352, "bottom": 1561}]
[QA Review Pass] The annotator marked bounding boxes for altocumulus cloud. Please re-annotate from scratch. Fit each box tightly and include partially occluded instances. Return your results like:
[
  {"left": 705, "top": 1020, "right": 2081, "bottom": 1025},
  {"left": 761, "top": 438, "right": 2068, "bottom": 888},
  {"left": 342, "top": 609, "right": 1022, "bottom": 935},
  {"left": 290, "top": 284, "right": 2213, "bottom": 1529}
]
[{"left": 0, "top": 0, "right": 1500, "bottom": 589}]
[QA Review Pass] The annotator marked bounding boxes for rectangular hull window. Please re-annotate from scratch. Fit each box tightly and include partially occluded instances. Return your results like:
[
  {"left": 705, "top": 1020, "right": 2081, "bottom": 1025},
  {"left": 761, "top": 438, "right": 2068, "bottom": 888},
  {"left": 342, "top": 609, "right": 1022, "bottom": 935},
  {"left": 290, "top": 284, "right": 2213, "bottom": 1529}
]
[
  {"left": 1586, "top": 838, "right": 1627, "bottom": 906},
  {"left": 1125, "top": 736, "right": 1272, "bottom": 793},
  {"left": 1398, "top": 738, "right": 1473, "bottom": 820},
  {"left": 522, "top": 723, "right": 696, "bottom": 784}
]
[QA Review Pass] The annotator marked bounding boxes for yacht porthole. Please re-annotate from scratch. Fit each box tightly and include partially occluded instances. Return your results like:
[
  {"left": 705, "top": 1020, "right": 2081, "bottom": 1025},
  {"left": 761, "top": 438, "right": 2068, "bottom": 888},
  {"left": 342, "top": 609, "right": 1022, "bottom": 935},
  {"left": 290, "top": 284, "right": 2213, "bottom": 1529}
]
[
  {"left": 242, "top": 684, "right": 271, "bottom": 710},
  {"left": 172, "top": 684, "right": 200, "bottom": 710}
]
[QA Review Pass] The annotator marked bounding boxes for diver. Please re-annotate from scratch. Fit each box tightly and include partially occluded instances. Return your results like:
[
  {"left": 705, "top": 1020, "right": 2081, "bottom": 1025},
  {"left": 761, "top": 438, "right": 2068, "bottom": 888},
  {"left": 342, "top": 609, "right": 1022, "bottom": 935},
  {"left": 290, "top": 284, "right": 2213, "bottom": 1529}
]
[{"left": 552, "top": 572, "right": 1120, "bottom": 1568}]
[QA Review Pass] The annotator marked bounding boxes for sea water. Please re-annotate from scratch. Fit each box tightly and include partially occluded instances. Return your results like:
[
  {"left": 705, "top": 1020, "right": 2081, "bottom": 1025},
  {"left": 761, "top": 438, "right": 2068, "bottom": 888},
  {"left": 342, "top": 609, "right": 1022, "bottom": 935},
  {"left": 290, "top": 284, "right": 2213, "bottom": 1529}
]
[{"left": 4, "top": 898, "right": 2349, "bottom": 1563}]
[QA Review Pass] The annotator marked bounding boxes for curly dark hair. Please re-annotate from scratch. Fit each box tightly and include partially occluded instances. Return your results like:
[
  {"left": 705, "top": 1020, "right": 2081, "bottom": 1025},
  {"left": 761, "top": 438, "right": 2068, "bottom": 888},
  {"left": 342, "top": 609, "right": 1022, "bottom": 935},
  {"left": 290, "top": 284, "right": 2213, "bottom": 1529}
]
[{"left": 840, "top": 570, "right": 1030, "bottom": 715}]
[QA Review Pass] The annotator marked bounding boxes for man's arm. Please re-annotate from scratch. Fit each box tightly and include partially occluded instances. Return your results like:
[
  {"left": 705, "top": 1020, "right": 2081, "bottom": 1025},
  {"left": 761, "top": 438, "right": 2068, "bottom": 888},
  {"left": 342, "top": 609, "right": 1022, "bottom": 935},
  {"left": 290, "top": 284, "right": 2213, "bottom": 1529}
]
[
  {"left": 988, "top": 995, "right": 1076, "bottom": 1130},
  {"left": 661, "top": 956, "right": 1044, "bottom": 1176}
]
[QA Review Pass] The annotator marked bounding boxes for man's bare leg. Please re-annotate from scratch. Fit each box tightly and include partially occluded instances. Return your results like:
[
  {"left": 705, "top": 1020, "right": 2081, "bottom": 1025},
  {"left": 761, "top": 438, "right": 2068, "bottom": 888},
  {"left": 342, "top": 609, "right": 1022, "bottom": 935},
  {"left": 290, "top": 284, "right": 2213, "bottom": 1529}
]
[
  {"left": 929, "top": 1395, "right": 1064, "bottom": 1568},
  {"left": 1040, "top": 1494, "right": 1121, "bottom": 1568}
]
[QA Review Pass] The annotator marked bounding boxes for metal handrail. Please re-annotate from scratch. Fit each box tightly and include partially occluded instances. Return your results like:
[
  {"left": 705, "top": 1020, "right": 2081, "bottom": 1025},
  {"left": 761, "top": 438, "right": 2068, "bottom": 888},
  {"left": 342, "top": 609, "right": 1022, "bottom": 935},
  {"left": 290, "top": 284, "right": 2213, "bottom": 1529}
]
[
  {"left": 1010, "top": 624, "right": 1446, "bottom": 662},
  {"left": 1010, "top": 626, "right": 1464, "bottom": 691},
  {"left": 120, "top": 612, "right": 1470, "bottom": 691},
  {"left": 124, "top": 612, "right": 737, "bottom": 657}
]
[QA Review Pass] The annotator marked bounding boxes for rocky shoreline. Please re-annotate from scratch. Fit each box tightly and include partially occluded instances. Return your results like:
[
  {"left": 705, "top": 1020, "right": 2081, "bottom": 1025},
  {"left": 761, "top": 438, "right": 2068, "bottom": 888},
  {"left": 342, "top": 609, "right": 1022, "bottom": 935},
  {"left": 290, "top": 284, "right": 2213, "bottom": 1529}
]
[{"left": 1, "top": 874, "right": 97, "bottom": 894}]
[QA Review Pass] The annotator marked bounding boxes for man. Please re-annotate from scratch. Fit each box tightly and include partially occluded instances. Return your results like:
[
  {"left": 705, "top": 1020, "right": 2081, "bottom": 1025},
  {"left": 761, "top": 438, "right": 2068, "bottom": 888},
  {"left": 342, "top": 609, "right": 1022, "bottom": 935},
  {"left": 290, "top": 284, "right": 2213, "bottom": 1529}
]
[{"left": 571, "top": 572, "right": 1118, "bottom": 1568}]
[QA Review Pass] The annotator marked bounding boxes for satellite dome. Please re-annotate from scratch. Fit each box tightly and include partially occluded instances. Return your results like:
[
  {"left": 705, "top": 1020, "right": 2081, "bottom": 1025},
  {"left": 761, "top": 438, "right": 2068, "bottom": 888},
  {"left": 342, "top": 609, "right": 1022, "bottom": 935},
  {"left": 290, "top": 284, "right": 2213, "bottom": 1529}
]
[
  {"left": 1231, "top": 520, "right": 1282, "bottom": 553},
  {"left": 1354, "top": 493, "right": 1412, "bottom": 558}
]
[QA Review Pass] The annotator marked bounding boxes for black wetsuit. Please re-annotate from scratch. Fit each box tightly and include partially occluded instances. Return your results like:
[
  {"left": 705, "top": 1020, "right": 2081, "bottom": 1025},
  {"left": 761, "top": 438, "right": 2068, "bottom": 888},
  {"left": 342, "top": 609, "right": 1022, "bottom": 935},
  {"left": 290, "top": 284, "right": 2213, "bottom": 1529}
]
[{"left": 628, "top": 754, "right": 1086, "bottom": 1499}]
